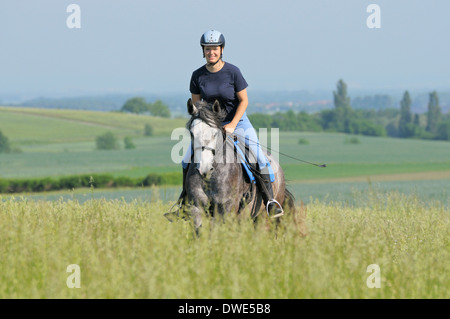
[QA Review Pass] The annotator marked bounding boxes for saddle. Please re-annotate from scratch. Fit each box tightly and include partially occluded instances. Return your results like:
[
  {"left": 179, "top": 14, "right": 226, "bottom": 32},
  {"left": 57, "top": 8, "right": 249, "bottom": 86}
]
[
  {"left": 230, "top": 134, "right": 284, "bottom": 218},
  {"left": 229, "top": 135, "right": 257, "bottom": 184},
  {"left": 228, "top": 134, "right": 275, "bottom": 183},
  {"left": 165, "top": 134, "right": 277, "bottom": 222},
  {"left": 229, "top": 134, "right": 281, "bottom": 218}
]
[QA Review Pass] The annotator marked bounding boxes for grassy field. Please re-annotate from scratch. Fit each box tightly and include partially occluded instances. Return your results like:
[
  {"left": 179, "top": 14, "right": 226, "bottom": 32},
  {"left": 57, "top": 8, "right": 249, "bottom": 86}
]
[
  {"left": 0, "top": 106, "right": 186, "bottom": 143},
  {"left": 0, "top": 106, "right": 449, "bottom": 299},
  {"left": 1, "top": 106, "right": 450, "bottom": 180},
  {"left": 4, "top": 179, "right": 449, "bottom": 208},
  {"left": 1, "top": 105, "right": 450, "bottom": 205},
  {"left": 0, "top": 193, "right": 448, "bottom": 298}
]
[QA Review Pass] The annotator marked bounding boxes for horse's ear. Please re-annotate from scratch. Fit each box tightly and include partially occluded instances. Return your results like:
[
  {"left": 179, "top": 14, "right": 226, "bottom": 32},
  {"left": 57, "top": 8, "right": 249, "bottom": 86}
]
[
  {"left": 187, "top": 98, "right": 197, "bottom": 115},
  {"left": 212, "top": 100, "right": 221, "bottom": 113}
]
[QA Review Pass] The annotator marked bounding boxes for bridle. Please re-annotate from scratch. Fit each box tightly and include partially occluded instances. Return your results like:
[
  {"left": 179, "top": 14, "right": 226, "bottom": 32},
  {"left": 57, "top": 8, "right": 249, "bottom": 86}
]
[
  {"left": 199, "top": 145, "right": 216, "bottom": 156},
  {"left": 189, "top": 116, "right": 227, "bottom": 167}
]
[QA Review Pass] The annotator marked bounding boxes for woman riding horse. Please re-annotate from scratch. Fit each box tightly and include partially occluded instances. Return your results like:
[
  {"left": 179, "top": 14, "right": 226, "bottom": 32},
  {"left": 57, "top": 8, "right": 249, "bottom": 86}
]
[
  {"left": 171, "top": 30, "right": 283, "bottom": 216},
  {"left": 174, "top": 29, "right": 283, "bottom": 217}
]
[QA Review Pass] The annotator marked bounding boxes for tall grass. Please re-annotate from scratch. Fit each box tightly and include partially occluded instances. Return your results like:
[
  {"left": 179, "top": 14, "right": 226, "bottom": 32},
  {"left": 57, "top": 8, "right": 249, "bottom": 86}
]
[{"left": 0, "top": 191, "right": 448, "bottom": 298}]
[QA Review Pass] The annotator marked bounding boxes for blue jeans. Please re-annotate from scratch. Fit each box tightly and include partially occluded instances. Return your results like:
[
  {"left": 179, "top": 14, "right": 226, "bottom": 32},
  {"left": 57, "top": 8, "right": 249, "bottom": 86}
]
[{"left": 182, "top": 113, "right": 274, "bottom": 180}]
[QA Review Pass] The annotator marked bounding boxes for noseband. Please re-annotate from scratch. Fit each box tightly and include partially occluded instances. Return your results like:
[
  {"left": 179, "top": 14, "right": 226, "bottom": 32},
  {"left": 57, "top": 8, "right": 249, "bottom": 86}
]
[{"left": 200, "top": 145, "right": 216, "bottom": 156}]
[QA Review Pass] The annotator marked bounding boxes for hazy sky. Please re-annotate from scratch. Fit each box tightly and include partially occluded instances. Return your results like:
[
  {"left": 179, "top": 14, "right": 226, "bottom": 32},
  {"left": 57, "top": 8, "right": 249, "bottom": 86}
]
[{"left": 1, "top": 0, "right": 449, "bottom": 99}]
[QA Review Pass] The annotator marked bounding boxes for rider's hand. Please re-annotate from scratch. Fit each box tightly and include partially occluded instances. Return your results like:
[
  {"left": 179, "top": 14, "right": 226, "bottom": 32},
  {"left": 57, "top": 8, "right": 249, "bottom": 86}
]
[{"left": 223, "top": 122, "right": 236, "bottom": 134}]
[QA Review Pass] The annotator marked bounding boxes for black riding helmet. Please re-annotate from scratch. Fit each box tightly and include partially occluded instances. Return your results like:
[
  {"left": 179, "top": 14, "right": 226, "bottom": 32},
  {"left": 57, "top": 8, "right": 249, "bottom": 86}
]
[{"left": 200, "top": 30, "right": 225, "bottom": 60}]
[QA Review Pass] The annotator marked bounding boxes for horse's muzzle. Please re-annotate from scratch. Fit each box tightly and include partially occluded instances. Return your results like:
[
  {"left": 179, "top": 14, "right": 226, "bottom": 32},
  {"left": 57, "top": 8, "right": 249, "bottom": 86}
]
[{"left": 196, "top": 164, "right": 214, "bottom": 178}]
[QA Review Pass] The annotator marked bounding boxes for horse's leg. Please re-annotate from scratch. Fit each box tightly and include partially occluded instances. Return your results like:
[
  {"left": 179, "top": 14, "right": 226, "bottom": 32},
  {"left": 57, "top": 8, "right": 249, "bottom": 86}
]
[
  {"left": 193, "top": 189, "right": 210, "bottom": 225},
  {"left": 190, "top": 205, "right": 203, "bottom": 236},
  {"left": 185, "top": 171, "right": 209, "bottom": 235}
]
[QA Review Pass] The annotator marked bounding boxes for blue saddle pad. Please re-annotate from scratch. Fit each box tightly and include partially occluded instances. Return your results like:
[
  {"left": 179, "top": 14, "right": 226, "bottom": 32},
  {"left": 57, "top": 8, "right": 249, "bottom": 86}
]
[{"left": 229, "top": 136, "right": 275, "bottom": 184}]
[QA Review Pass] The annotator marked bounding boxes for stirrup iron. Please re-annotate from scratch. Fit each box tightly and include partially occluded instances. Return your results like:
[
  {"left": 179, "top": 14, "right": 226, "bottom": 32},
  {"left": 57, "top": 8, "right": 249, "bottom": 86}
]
[
  {"left": 266, "top": 199, "right": 284, "bottom": 218},
  {"left": 164, "top": 199, "right": 183, "bottom": 222}
]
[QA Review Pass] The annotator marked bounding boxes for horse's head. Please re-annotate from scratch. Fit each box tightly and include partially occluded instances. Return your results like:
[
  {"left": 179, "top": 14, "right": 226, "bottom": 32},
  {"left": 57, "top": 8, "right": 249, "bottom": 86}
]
[
  {"left": 186, "top": 99, "right": 225, "bottom": 177},
  {"left": 187, "top": 98, "right": 222, "bottom": 117}
]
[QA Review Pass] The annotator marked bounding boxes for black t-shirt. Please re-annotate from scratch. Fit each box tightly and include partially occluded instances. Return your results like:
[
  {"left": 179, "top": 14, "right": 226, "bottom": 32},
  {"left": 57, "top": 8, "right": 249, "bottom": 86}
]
[{"left": 190, "top": 62, "right": 248, "bottom": 122}]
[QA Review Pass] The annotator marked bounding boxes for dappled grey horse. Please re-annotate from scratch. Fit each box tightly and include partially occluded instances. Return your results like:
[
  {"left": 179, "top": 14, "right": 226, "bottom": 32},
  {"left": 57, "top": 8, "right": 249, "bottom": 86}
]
[{"left": 178, "top": 99, "right": 297, "bottom": 233}]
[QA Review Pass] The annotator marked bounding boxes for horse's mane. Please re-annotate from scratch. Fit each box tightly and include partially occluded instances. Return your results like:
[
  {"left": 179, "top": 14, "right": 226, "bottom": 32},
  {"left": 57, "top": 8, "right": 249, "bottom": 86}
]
[{"left": 186, "top": 100, "right": 227, "bottom": 130}]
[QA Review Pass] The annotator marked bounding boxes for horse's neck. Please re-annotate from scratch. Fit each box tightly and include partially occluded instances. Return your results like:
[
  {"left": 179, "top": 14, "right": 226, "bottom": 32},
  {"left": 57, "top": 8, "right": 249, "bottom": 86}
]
[{"left": 217, "top": 138, "right": 239, "bottom": 166}]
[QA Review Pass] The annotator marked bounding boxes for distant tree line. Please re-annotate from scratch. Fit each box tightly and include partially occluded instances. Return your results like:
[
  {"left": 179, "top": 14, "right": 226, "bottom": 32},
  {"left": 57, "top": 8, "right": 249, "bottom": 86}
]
[
  {"left": 120, "top": 97, "right": 171, "bottom": 118},
  {"left": 397, "top": 90, "right": 450, "bottom": 140},
  {"left": 0, "top": 172, "right": 181, "bottom": 194},
  {"left": 248, "top": 79, "right": 450, "bottom": 141}
]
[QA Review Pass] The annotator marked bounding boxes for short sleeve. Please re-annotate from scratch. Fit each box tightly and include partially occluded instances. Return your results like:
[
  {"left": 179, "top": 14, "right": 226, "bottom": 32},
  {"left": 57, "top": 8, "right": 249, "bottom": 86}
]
[
  {"left": 234, "top": 67, "right": 248, "bottom": 93},
  {"left": 190, "top": 72, "right": 200, "bottom": 95}
]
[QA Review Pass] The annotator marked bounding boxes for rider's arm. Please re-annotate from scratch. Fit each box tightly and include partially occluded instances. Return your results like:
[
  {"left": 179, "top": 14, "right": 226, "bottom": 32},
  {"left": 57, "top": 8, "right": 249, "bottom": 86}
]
[{"left": 223, "top": 88, "right": 248, "bottom": 134}]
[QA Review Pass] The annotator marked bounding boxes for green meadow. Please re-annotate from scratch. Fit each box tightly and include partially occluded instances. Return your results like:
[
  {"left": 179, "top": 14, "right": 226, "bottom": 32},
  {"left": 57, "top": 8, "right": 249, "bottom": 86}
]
[
  {"left": 0, "top": 106, "right": 449, "bottom": 299},
  {"left": 0, "top": 106, "right": 185, "bottom": 143},
  {"left": 2, "top": 106, "right": 450, "bottom": 181},
  {"left": 1, "top": 106, "right": 450, "bottom": 204},
  {"left": 0, "top": 194, "right": 448, "bottom": 298}
]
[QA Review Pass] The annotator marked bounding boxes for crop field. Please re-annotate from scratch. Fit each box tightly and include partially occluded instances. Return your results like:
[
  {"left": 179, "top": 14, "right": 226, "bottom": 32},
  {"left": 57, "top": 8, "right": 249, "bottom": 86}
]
[
  {"left": 1, "top": 107, "right": 450, "bottom": 182},
  {"left": 0, "top": 106, "right": 449, "bottom": 298},
  {"left": 0, "top": 193, "right": 448, "bottom": 299},
  {"left": 0, "top": 106, "right": 186, "bottom": 143}
]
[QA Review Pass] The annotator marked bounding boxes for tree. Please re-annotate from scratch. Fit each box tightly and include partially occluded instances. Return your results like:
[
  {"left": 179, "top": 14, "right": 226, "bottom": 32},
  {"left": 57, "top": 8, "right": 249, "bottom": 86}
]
[
  {"left": 413, "top": 114, "right": 420, "bottom": 126},
  {"left": 124, "top": 136, "right": 136, "bottom": 149},
  {"left": 296, "top": 111, "right": 322, "bottom": 132},
  {"left": 0, "top": 130, "right": 11, "bottom": 153},
  {"left": 121, "top": 97, "right": 148, "bottom": 114},
  {"left": 247, "top": 113, "right": 273, "bottom": 130},
  {"left": 436, "top": 120, "right": 450, "bottom": 141},
  {"left": 426, "top": 91, "right": 441, "bottom": 135},
  {"left": 96, "top": 132, "right": 119, "bottom": 150},
  {"left": 121, "top": 97, "right": 171, "bottom": 118},
  {"left": 144, "top": 123, "right": 154, "bottom": 136},
  {"left": 148, "top": 99, "right": 171, "bottom": 118},
  {"left": 333, "top": 79, "right": 351, "bottom": 110},
  {"left": 331, "top": 79, "right": 354, "bottom": 132},
  {"left": 399, "top": 91, "right": 413, "bottom": 137}
]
